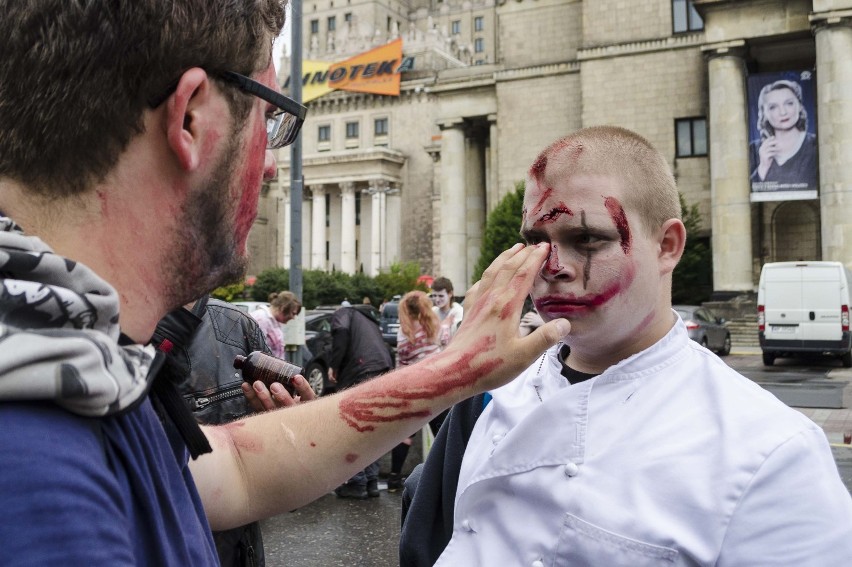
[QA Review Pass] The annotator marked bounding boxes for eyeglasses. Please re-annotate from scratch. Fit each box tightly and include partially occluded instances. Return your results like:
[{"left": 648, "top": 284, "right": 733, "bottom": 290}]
[
  {"left": 219, "top": 71, "right": 307, "bottom": 149},
  {"left": 148, "top": 70, "right": 307, "bottom": 150}
]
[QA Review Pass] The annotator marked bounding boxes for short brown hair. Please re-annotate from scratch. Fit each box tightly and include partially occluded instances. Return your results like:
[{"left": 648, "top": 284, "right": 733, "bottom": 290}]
[
  {"left": 528, "top": 126, "right": 681, "bottom": 235},
  {"left": 0, "top": 0, "right": 286, "bottom": 198},
  {"left": 431, "top": 277, "right": 454, "bottom": 295},
  {"left": 269, "top": 291, "right": 301, "bottom": 316}
]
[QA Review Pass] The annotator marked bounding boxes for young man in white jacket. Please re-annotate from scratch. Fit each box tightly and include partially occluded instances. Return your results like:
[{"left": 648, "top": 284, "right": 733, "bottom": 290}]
[{"left": 400, "top": 125, "right": 852, "bottom": 566}]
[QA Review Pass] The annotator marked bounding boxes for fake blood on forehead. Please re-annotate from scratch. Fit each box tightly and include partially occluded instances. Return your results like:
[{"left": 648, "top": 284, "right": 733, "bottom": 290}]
[{"left": 604, "top": 196, "right": 632, "bottom": 254}]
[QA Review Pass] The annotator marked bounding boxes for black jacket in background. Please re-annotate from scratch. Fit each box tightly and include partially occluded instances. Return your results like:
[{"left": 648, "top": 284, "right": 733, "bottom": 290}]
[{"left": 331, "top": 307, "right": 392, "bottom": 388}]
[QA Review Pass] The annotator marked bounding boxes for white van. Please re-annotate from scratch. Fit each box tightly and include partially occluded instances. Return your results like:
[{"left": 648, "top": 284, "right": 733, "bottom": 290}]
[{"left": 757, "top": 261, "right": 852, "bottom": 367}]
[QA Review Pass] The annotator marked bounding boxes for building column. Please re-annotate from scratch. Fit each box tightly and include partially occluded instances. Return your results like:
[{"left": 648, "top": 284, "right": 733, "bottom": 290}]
[
  {"left": 487, "top": 114, "right": 499, "bottom": 212},
  {"left": 386, "top": 184, "right": 402, "bottom": 267},
  {"left": 812, "top": 13, "right": 852, "bottom": 266},
  {"left": 466, "top": 136, "right": 486, "bottom": 287},
  {"left": 704, "top": 41, "right": 754, "bottom": 293},
  {"left": 368, "top": 180, "right": 386, "bottom": 276},
  {"left": 310, "top": 184, "right": 326, "bottom": 270},
  {"left": 340, "top": 182, "right": 357, "bottom": 274},
  {"left": 438, "top": 118, "right": 468, "bottom": 289}
]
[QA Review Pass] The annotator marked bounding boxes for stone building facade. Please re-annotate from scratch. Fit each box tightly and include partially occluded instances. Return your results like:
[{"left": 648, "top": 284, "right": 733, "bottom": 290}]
[{"left": 247, "top": 0, "right": 852, "bottom": 300}]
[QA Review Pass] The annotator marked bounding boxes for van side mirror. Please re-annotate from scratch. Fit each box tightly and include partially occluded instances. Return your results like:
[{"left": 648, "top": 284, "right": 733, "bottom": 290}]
[{"left": 717, "top": 317, "right": 726, "bottom": 324}]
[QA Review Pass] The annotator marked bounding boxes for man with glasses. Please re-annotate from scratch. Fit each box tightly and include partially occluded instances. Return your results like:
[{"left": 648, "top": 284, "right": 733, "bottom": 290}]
[{"left": 0, "top": 1, "right": 568, "bottom": 564}]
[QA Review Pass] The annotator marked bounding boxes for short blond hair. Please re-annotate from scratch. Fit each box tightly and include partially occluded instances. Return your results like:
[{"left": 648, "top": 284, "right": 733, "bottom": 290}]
[{"left": 528, "top": 126, "right": 680, "bottom": 235}]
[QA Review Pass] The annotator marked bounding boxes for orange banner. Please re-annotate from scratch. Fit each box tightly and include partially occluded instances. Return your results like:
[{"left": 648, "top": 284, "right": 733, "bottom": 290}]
[{"left": 327, "top": 38, "right": 403, "bottom": 97}]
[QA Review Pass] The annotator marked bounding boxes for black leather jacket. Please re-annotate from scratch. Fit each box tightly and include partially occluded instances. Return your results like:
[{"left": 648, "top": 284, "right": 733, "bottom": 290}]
[{"left": 153, "top": 297, "right": 272, "bottom": 567}]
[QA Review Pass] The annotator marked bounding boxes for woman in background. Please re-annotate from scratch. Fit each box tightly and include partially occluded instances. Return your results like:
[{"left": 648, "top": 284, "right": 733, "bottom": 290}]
[
  {"left": 250, "top": 291, "right": 301, "bottom": 359},
  {"left": 389, "top": 291, "right": 442, "bottom": 491}
]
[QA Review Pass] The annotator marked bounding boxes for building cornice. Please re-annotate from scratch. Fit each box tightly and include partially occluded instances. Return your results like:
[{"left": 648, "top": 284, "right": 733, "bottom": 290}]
[
  {"left": 577, "top": 32, "right": 705, "bottom": 62},
  {"left": 494, "top": 61, "right": 578, "bottom": 83}
]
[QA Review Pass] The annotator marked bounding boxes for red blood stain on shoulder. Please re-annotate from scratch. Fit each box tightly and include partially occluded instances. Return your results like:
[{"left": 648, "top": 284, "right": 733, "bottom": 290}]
[
  {"left": 345, "top": 453, "right": 358, "bottom": 463},
  {"left": 310, "top": 442, "right": 317, "bottom": 447},
  {"left": 604, "top": 197, "right": 632, "bottom": 254}
]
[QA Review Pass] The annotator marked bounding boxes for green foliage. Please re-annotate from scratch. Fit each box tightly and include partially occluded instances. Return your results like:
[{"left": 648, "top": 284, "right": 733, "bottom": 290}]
[
  {"left": 251, "top": 268, "right": 289, "bottom": 302},
  {"left": 210, "top": 282, "right": 245, "bottom": 302},
  {"left": 374, "top": 262, "right": 428, "bottom": 300},
  {"left": 472, "top": 181, "right": 526, "bottom": 281},
  {"left": 672, "top": 194, "right": 713, "bottom": 305},
  {"left": 248, "top": 263, "right": 427, "bottom": 309}
]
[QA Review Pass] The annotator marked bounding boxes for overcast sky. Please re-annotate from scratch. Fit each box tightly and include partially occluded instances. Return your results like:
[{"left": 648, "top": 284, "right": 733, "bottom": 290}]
[{"left": 273, "top": 4, "right": 292, "bottom": 73}]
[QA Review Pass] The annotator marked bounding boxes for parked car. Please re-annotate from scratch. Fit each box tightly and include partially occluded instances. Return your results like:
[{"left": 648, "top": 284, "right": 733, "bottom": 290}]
[
  {"left": 674, "top": 305, "right": 731, "bottom": 356},
  {"left": 380, "top": 301, "right": 400, "bottom": 347},
  {"left": 302, "top": 306, "right": 395, "bottom": 396}
]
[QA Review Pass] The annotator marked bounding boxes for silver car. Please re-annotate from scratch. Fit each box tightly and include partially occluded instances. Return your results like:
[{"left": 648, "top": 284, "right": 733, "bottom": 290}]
[{"left": 674, "top": 305, "right": 731, "bottom": 356}]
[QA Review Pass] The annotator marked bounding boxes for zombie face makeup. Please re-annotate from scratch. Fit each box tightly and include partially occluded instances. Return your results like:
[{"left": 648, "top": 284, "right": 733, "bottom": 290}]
[
  {"left": 431, "top": 290, "right": 451, "bottom": 310},
  {"left": 521, "top": 169, "right": 662, "bottom": 354}
]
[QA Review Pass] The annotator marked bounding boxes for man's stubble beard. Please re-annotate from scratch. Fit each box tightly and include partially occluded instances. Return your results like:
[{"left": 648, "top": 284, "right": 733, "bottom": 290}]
[{"left": 165, "top": 134, "right": 249, "bottom": 310}]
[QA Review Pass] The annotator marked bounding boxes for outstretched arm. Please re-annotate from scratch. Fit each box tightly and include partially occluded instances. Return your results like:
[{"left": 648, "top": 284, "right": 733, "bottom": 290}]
[{"left": 190, "top": 243, "right": 570, "bottom": 530}]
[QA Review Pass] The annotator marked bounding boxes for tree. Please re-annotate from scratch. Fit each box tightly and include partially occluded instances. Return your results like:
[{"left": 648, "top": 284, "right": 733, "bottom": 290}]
[
  {"left": 374, "top": 262, "right": 427, "bottom": 300},
  {"left": 251, "top": 268, "right": 289, "bottom": 302},
  {"left": 472, "top": 181, "right": 526, "bottom": 281},
  {"left": 672, "top": 194, "right": 713, "bottom": 305}
]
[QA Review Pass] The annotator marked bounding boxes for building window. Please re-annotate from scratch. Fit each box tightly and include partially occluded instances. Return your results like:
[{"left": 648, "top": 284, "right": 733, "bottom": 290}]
[
  {"left": 675, "top": 117, "right": 708, "bottom": 157},
  {"left": 346, "top": 121, "right": 359, "bottom": 139},
  {"left": 374, "top": 117, "right": 388, "bottom": 136},
  {"left": 474, "top": 38, "right": 484, "bottom": 53},
  {"left": 318, "top": 125, "right": 331, "bottom": 142},
  {"left": 328, "top": 16, "right": 336, "bottom": 31},
  {"left": 310, "top": 19, "right": 319, "bottom": 34},
  {"left": 474, "top": 60, "right": 484, "bottom": 66},
  {"left": 387, "top": 16, "right": 392, "bottom": 31},
  {"left": 474, "top": 16, "right": 484, "bottom": 32},
  {"left": 451, "top": 20, "right": 460, "bottom": 35},
  {"left": 672, "top": 0, "right": 703, "bottom": 33}
]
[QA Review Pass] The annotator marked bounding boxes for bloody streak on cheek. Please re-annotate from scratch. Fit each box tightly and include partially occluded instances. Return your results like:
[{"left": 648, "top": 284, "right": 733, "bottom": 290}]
[
  {"left": 338, "top": 335, "right": 504, "bottom": 432},
  {"left": 234, "top": 133, "right": 268, "bottom": 249},
  {"left": 633, "top": 310, "right": 656, "bottom": 334},
  {"left": 604, "top": 197, "right": 632, "bottom": 254},
  {"left": 581, "top": 210, "right": 592, "bottom": 289},
  {"left": 545, "top": 244, "right": 563, "bottom": 275}
]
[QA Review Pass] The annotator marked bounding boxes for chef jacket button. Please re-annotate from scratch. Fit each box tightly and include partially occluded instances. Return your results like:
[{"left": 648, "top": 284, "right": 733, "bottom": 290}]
[
  {"left": 564, "top": 462, "right": 579, "bottom": 477},
  {"left": 531, "top": 561, "right": 544, "bottom": 567},
  {"left": 461, "top": 519, "right": 473, "bottom": 532},
  {"left": 492, "top": 433, "right": 504, "bottom": 445}
]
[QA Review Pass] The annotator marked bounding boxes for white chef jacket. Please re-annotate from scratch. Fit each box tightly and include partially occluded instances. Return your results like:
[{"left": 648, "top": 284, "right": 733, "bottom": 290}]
[{"left": 437, "top": 316, "right": 852, "bottom": 566}]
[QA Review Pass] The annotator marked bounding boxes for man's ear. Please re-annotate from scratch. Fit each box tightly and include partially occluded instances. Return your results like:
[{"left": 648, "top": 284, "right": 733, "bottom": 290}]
[
  {"left": 164, "top": 68, "right": 215, "bottom": 172},
  {"left": 658, "top": 218, "right": 687, "bottom": 276}
]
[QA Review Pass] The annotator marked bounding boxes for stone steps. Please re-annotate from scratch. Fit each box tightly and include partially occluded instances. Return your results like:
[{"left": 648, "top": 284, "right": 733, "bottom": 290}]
[{"left": 727, "top": 317, "right": 760, "bottom": 347}]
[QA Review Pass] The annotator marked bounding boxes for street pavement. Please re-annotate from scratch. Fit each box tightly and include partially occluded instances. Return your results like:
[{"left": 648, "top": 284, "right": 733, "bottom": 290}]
[{"left": 261, "top": 348, "right": 852, "bottom": 566}]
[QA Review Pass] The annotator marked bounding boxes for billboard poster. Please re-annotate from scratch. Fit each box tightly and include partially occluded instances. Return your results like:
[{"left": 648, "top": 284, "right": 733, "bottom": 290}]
[
  {"left": 747, "top": 70, "right": 819, "bottom": 202},
  {"left": 283, "top": 39, "right": 414, "bottom": 103}
]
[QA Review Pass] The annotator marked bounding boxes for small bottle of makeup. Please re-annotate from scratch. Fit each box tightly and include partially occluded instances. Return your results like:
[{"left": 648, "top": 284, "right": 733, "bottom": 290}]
[{"left": 234, "top": 352, "right": 303, "bottom": 395}]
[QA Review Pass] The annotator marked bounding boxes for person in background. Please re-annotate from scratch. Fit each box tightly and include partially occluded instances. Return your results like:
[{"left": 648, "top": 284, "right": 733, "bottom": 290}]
[
  {"left": 390, "top": 291, "right": 442, "bottom": 491},
  {"left": 362, "top": 296, "right": 372, "bottom": 305},
  {"left": 328, "top": 306, "right": 394, "bottom": 499},
  {"left": 250, "top": 291, "right": 301, "bottom": 358},
  {"left": 153, "top": 296, "right": 316, "bottom": 567},
  {"left": 431, "top": 277, "right": 464, "bottom": 342},
  {"left": 399, "top": 125, "right": 852, "bottom": 566}
]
